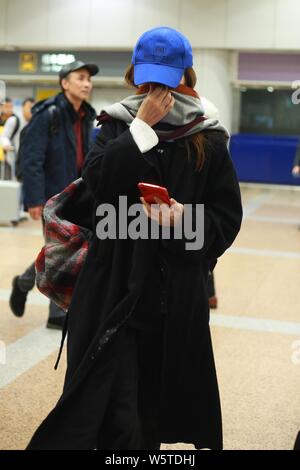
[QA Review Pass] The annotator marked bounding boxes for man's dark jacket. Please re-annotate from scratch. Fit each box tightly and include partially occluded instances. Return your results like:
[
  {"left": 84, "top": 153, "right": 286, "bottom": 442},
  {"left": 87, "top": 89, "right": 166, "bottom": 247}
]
[{"left": 22, "top": 92, "right": 96, "bottom": 208}]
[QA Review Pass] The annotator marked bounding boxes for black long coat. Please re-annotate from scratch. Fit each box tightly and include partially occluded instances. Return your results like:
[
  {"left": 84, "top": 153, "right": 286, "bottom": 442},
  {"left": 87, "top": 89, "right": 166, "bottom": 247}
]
[{"left": 27, "top": 119, "right": 242, "bottom": 450}]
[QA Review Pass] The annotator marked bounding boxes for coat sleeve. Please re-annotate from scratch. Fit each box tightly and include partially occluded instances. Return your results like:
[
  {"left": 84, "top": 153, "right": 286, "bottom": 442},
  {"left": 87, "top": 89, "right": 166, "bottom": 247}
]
[
  {"left": 82, "top": 120, "right": 154, "bottom": 204},
  {"left": 162, "top": 135, "right": 243, "bottom": 265},
  {"left": 22, "top": 110, "right": 50, "bottom": 207}
]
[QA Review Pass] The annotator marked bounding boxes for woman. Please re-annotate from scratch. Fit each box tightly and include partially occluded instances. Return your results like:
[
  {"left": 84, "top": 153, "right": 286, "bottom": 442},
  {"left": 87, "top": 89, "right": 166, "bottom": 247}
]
[{"left": 27, "top": 26, "right": 242, "bottom": 450}]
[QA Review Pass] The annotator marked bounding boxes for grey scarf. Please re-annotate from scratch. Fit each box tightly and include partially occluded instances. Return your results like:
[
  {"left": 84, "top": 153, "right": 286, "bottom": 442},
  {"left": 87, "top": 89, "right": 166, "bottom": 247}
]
[{"left": 99, "top": 90, "right": 228, "bottom": 141}]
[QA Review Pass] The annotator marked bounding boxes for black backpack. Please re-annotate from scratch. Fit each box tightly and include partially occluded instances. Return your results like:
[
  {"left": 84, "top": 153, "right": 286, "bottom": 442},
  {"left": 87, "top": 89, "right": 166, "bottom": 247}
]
[{"left": 47, "top": 104, "right": 60, "bottom": 136}]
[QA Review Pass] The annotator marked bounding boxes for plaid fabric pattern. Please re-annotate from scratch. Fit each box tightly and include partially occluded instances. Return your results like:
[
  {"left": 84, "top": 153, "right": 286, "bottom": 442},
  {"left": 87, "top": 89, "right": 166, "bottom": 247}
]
[{"left": 35, "top": 178, "right": 91, "bottom": 311}]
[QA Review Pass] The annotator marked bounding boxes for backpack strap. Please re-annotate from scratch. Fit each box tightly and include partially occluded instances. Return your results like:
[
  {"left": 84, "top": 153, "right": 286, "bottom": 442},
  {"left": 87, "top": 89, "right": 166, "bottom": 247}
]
[
  {"left": 48, "top": 104, "right": 60, "bottom": 136},
  {"left": 10, "top": 114, "right": 20, "bottom": 141},
  {"left": 27, "top": 99, "right": 60, "bottom": 139}
]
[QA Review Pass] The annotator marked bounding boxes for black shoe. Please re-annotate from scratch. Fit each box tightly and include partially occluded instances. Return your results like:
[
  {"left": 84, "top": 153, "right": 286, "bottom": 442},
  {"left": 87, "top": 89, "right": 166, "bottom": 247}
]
[
  {"left": 9, "top": 276, "right": 28, "bottom": 317},
  {"left": 294, "top": 431, "right": 300, "bottom": 450},
  {"left": 46, "top": 316, "right": 66, "bottom": 330}
]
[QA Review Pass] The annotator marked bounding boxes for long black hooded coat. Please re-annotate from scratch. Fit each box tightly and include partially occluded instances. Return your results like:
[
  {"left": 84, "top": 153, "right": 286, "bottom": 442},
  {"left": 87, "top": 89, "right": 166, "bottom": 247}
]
[{"left": 27, "top": 119, "right": 243, "bottom": 450}]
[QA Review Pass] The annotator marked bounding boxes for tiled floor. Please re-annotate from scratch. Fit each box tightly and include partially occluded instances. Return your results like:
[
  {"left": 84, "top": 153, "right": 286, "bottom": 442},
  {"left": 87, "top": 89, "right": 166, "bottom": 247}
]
[{"left": 0, "top": 184, "right": 300, "bottom": 450}]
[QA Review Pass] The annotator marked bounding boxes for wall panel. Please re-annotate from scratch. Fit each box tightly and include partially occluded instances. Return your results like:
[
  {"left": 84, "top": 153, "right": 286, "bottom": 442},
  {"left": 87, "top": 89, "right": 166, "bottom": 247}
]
[
  {"left": 275, "top": 0, "right": 300, "bottom": 49},
  {"left": 47, "top": 0, "right": 90, "bottom": 48},
  {"left": 180, "top": 0, "right": 226, "bottom": 48},
  {"left": 6, "top": 0, "right": 48, "bottom": 48},
  {"left": 226, "top": 0, "right": 275, "bottom": 49},
  {"left": 89, "top": 0, "right": 134, "bottom": 48},
  {"left": 0, "top": 0, "right": 7, "bottom": 47},
  {"left": 134, "top": 0, "right": 179, "bottom": 39}
]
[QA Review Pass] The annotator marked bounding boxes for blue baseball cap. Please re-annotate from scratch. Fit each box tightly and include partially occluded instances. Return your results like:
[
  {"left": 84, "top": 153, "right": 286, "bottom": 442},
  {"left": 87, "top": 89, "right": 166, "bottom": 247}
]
[{"left": 132, "top": 27, "right": 193, "bottom": 88}]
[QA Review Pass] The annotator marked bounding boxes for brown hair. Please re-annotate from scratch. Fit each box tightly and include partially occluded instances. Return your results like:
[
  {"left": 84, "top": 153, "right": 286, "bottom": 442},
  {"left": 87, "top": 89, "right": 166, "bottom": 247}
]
[{"left": 124, "top": 64, "right": 206, "bottom": 171}]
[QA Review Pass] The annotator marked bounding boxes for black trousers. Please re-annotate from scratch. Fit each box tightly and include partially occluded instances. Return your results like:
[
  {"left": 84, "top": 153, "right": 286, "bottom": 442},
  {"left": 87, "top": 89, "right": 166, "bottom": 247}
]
[{"left": 96, "top": 324, "right": 163, "bottom": 450}]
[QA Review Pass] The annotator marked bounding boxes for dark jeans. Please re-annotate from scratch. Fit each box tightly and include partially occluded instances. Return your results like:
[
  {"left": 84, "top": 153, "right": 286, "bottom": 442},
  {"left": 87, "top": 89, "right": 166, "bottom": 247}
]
[
  {"left": 16, "top": 216, "right": 65, "bottom": 320},
  {"left": 17, "top": 262, "right": 64, "bottom": 319}
]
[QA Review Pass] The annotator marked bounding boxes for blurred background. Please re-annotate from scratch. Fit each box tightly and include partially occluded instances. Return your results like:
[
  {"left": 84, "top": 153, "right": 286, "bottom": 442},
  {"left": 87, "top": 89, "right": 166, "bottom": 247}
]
[{"left": 2, "top": 0, "right": 300, "bottom": 182}]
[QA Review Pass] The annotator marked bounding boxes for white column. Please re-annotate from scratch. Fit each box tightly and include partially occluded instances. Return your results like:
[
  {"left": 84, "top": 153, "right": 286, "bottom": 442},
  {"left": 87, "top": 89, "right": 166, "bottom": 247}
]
[{"left": 193, "top": 49, "right": 233, "bottom": 134}]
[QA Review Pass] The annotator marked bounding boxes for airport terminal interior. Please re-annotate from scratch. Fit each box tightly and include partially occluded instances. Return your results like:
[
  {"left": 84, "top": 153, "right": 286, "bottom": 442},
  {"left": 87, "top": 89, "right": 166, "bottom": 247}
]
[{"left": 1, "top": 0, "right": 300, "bottom": 451}]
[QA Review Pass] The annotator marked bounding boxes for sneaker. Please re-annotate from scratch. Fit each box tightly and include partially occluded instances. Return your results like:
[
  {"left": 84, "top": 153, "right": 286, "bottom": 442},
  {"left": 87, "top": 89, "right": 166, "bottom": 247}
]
[
  {"left": 9, "top": 276, "right": 28, "bottom": 317},
  {"left": 46, "top": 316, "right": 66, "bottom": 330}
]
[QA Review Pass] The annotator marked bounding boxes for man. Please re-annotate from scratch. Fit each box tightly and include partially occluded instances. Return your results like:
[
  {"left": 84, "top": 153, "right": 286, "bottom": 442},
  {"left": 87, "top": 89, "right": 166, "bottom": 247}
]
[{"left": 9, "top": 60, "right": 98, "bottom": 329}]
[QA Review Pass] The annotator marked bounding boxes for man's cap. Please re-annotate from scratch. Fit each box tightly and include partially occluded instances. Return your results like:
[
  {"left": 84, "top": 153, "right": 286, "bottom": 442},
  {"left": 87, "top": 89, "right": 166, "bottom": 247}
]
[
  {"left": 132, "top": 26, "right": 193, "bottom": 88},
  {"left": 59, "top": 60, "right": 99, "bottom": 81}
]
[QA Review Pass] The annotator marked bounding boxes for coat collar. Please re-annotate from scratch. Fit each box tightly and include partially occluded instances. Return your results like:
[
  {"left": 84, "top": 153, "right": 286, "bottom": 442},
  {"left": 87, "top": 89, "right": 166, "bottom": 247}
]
[
  {"left": 55, "top": 92, "right": 96, "bottom": 123},
  {"left": 54, "top": 93, "right": 96, "bottom": 150}
]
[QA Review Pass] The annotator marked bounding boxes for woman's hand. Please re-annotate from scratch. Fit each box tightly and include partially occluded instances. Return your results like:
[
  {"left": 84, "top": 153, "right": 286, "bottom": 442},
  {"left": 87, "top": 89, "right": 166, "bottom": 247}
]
[
  {"left": 136, "top": 85, "right": 175, "bottom": 127},
  {"left": 292, "top": 165, "right": 300, "bottom": 176},
  {"left": 140, "top": 196, "right": 184, "bottom": 227}
]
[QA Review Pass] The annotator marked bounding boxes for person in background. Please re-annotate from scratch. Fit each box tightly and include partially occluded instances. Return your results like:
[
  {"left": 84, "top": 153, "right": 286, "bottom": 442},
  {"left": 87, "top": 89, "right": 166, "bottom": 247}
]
[
  {"left": 13, "top": 97, "right": 35, "bottom": 223},
  {"left": 0, "top": 102, "right": 5, "bottom": 125},
  {"left": 291, "top": 143, "right": 300, "bottom": 230},
  {"left": 292, "top": 141, "right": 300, "bottom": 177},
  {"left": 0, "top": 97, "right": 20, "bottom": 179},
  {"left": 15, "top": 97, "right": 35, "bottom": 182},
  {"left": 0, "top": 97, "right": 16, "bottom": 125},
  {"left": 0, "top": 103, "right": 5, "bottom": 167},
  {"left": 9, "top": 60, "right": 98, "bottom": 330}
]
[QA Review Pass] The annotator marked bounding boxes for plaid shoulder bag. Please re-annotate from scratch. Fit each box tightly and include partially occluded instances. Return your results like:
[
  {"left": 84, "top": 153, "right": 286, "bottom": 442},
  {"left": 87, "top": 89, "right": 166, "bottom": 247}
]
[{"left": 35, "top": 178, "right": 93, "bottom": 311}]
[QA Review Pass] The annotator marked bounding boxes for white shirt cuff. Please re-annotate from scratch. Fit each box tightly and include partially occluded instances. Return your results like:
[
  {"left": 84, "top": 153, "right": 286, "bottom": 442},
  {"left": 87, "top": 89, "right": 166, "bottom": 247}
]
[{"left": 129, "top": 117, "right": 159, "bottom": 153}]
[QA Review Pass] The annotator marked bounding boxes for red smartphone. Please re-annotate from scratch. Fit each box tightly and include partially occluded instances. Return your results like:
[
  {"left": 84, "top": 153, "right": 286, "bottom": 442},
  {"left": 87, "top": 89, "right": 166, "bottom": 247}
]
[{"left": 138, "top": 182, "right": 171, "bottom": 206}]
